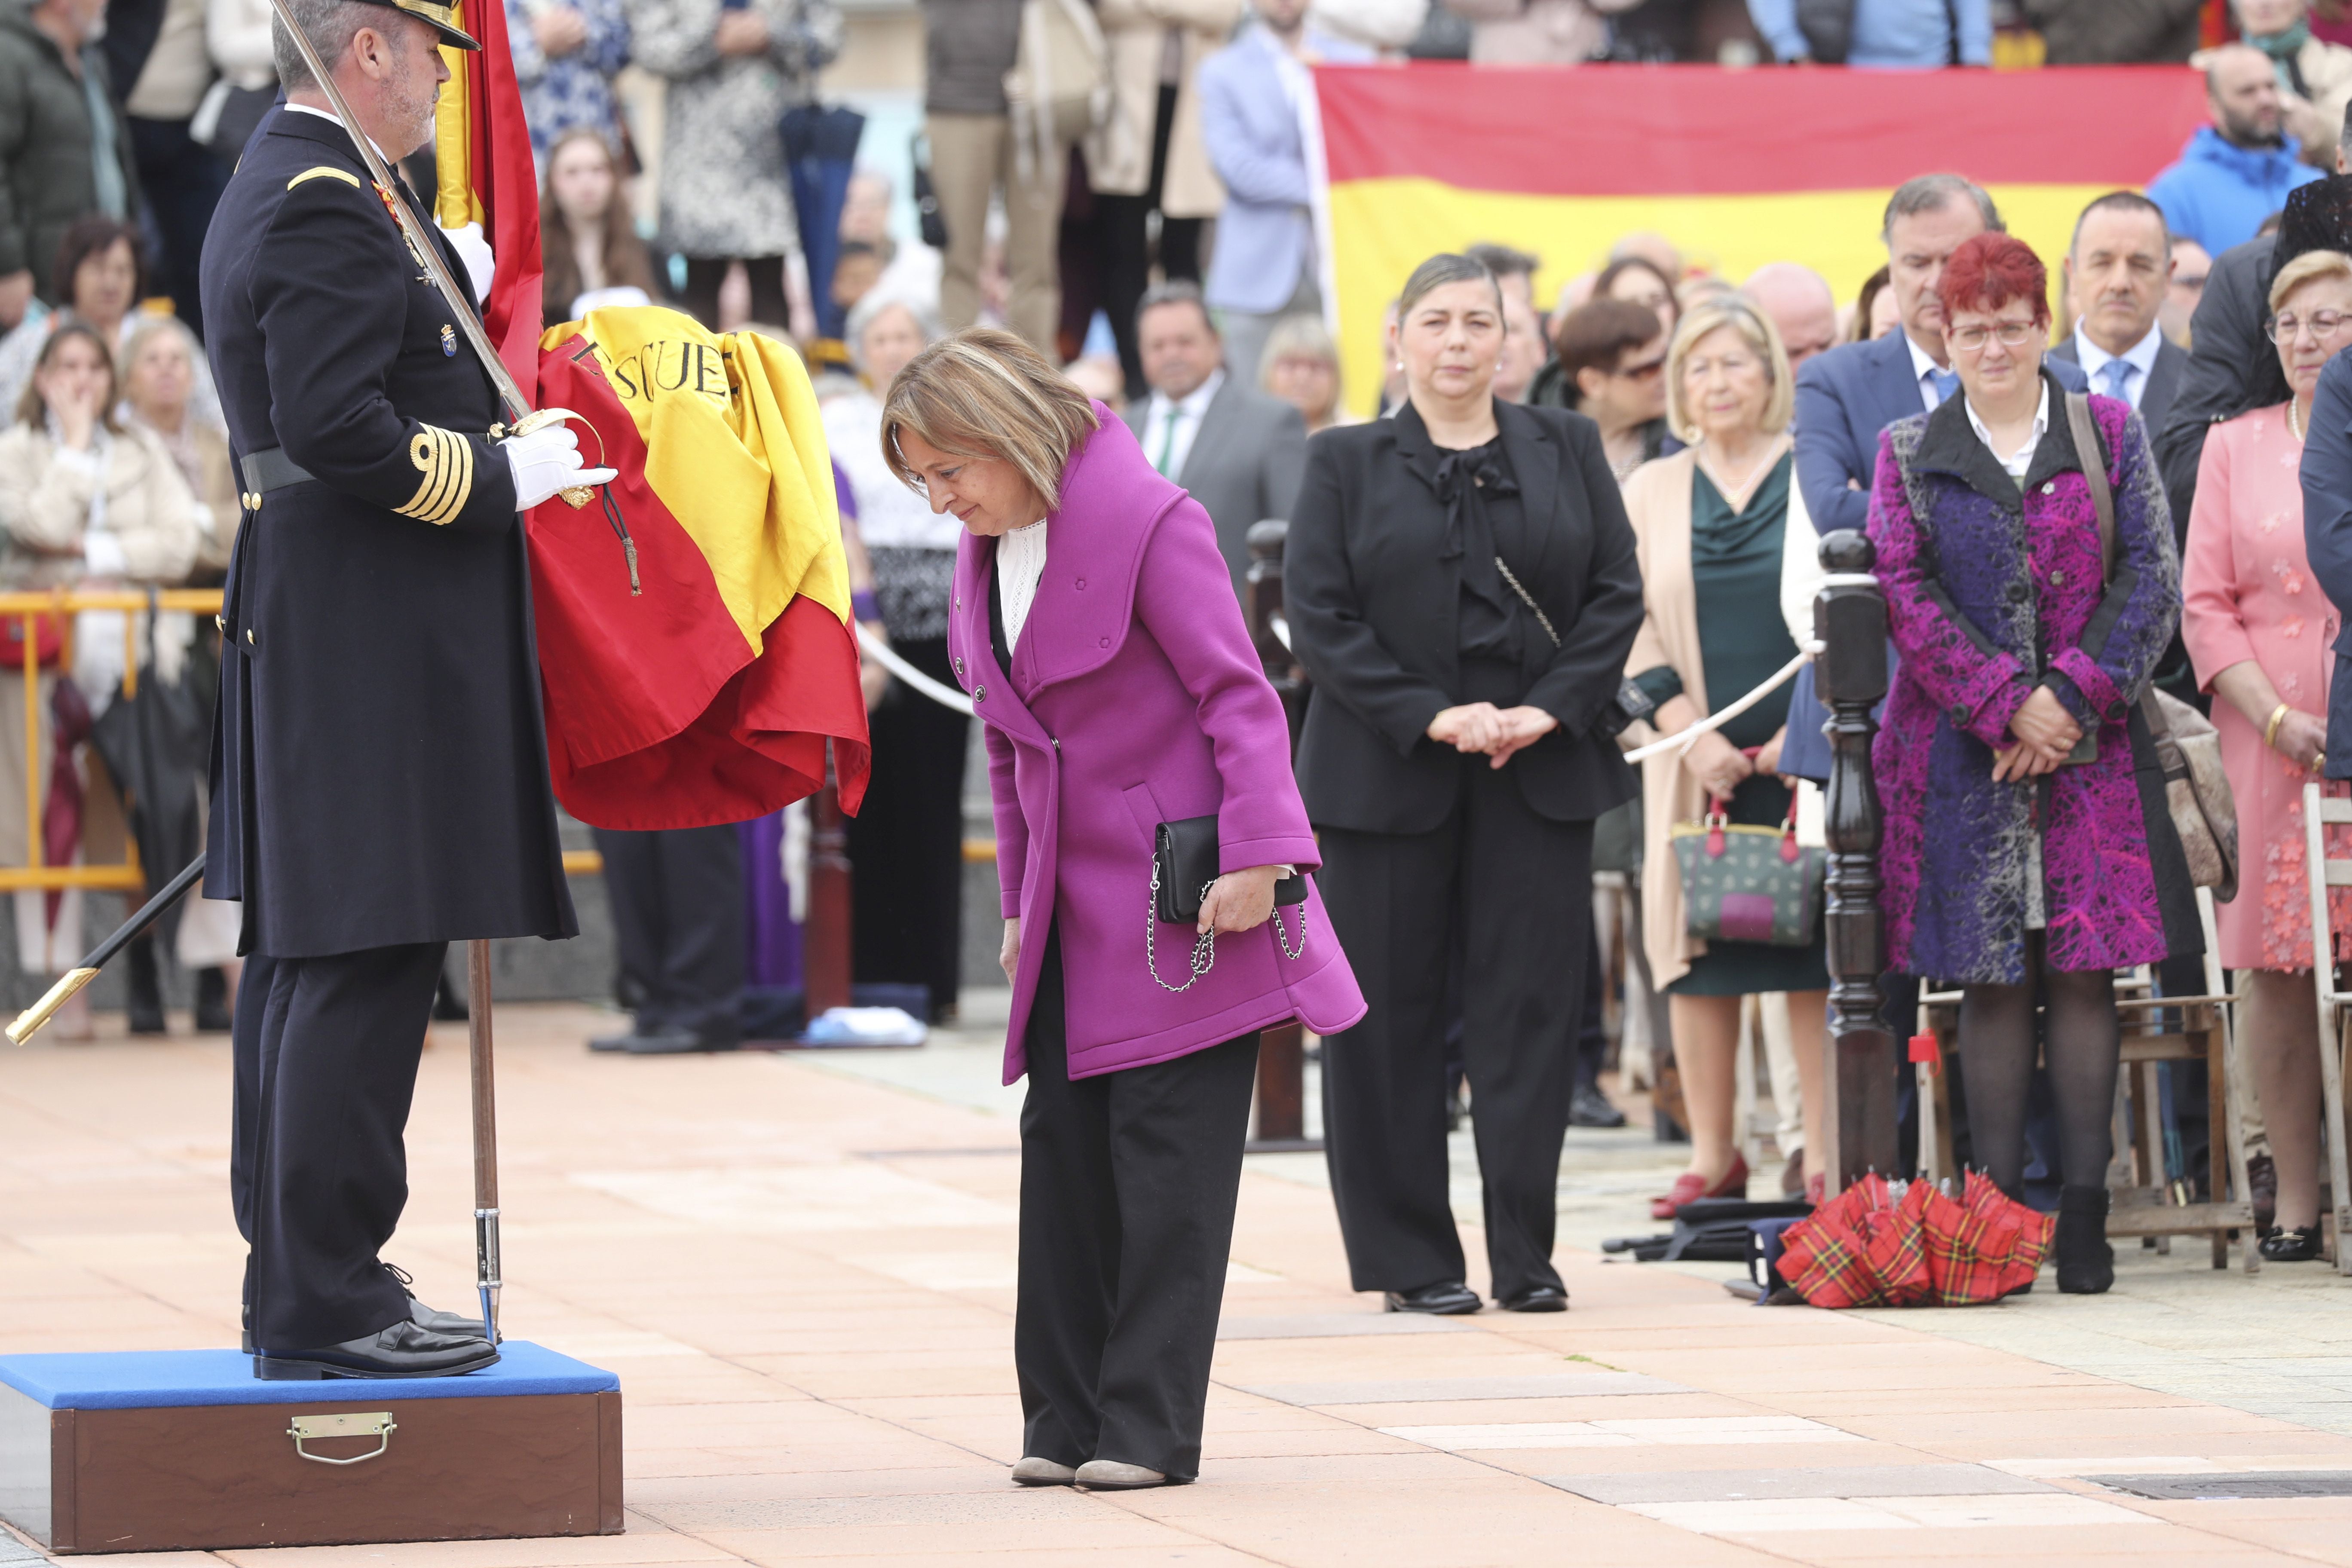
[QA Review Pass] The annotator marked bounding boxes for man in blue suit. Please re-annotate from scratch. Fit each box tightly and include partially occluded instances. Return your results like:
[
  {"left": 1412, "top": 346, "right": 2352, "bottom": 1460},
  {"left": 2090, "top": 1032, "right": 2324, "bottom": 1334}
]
[
  {"left": 1782, "top": 173, "right": 2088, "bottom": 781},
  {"left": 2303, "top": 352, "right": 2352, "bottom": 777},
  {"left": 1195, "top": 0, "right": 1368, "bottom": 386}
]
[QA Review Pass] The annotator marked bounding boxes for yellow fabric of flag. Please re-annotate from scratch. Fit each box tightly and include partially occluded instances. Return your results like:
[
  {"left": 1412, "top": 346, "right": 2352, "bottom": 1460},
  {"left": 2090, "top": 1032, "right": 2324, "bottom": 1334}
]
[{"left": 541, "top": 306, "right": 850, "bottom": 652}]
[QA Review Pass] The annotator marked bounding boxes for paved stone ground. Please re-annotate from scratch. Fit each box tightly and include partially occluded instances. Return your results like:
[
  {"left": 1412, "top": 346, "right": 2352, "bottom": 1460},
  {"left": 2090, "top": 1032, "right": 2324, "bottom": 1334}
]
[{"left": 10, "top": 998, "right": 2352, "bottom": 1566}]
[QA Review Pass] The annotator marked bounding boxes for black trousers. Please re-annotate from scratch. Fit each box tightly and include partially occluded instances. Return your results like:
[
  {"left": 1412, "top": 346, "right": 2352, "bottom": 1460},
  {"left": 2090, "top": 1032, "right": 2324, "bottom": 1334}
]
[
  {"left": 844, "top": 636, "right": 970, "bottom": 1018},
  {"left": 231, "top": 943, "right": 446, "bottom": 1349},
  {"left": 1014, "top": 930, "right": 1259, "bottom": 1479},
  {"left": 1318, "top": 759, "right": 1595, "bottom": 1302},
  {"left": 593, "top": 824, "right": 744, "bottom": 1044},
  {"left": 678, "top": 256, "right": 788, "bottom": 333},
  {"left": 129, "top": 116, "right": 228, "bottom": 338},
  {"left": 1102, "top": 83, "right": 1204, "bottom": 400}
]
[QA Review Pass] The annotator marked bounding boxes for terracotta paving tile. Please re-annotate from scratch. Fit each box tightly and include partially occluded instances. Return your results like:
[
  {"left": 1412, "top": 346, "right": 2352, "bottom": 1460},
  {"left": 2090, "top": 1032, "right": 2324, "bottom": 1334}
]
[
  {"left": 212, "top": 1531, "right": 742, "bottom": 1567},
  {"left": 707, "top": 1550, "right": 1265, "bottom": 1568}
]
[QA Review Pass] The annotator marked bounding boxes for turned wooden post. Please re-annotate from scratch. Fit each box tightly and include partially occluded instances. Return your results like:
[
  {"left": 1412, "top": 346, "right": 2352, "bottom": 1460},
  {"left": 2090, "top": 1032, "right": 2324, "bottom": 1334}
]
[
  {"left": 803, "top": 739, "right": 854, "bottom": 1020},
  {"left": 1814, "top": 530, "right": 1898, "bottom": 1189},
  {"left": 1245, "top": 519, "right": 1317, "bottom": 1150}
]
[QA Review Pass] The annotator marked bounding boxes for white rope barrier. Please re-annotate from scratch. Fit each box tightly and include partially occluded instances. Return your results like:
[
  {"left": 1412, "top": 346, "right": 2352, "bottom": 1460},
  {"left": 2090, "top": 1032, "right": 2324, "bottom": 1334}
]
[
  {"left": 1620, "top": 640, "right": 1825, "bottom": 765},
  {"left": 858, "top": 610, "right": 1824, "bottom": 763},
  {"left": 855, "top": 623, "right": 977, "bottom": 717}
]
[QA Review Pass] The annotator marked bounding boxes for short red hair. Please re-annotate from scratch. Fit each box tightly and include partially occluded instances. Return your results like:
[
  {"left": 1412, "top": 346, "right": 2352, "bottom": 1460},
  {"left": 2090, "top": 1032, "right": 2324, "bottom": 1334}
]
[{"left": 1933, "top": 232, "right": 2050, "bottom": 330}]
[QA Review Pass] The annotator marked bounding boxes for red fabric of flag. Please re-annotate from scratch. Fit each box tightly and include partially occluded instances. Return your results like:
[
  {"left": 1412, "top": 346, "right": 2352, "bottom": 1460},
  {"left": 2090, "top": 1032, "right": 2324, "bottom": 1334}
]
[{"left": 459, "top": 0, "right": 543, "bottom": 402}]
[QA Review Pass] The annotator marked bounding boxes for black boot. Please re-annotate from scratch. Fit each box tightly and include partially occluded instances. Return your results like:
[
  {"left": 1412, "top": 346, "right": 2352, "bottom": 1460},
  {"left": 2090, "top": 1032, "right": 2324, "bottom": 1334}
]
[
  {"left": 126, "top": 934, "right": 166, "bottom": 1035},
  {"left": 2055, "top": 1185, "right": 2113, "bottom": 1294},
  {"left": 194, "top": 967, "right": 232, "bottom": 1033}
]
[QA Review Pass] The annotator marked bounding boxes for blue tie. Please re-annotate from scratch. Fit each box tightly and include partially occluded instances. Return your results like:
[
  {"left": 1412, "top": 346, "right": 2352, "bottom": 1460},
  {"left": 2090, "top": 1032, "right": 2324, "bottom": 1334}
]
[
  {"left": 2099, "top": 359, "right": 2133, "bottom": 404},
  {"left": 1927, "top": 368, "right": 1960, "bottom": 406}
]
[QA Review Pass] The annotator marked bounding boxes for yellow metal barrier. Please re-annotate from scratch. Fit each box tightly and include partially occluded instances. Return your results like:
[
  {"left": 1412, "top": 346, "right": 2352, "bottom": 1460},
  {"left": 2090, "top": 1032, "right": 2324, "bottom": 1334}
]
[
  {"left": 0, "top": 590, "right": 233, "bottom": 895},
  {"left": 0, "top": 592, "right": 602, "bottom": 892}
]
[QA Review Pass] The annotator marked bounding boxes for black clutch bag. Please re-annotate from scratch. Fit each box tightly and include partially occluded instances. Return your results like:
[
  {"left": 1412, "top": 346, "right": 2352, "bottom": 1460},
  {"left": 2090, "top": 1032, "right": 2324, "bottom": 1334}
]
[
  {"left": 1147, "top": 815, "right": 1311, "bottom": 993},
  {"left": 1152, "top": 815, "right": 1305, "bottom": 923}
]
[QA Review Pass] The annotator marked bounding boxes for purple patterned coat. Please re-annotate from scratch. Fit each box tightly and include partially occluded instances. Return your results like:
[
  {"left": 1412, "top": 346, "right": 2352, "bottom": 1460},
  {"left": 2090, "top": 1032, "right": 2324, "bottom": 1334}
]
[{"left": 1868, "top": 377, "right": 2198, "bottom": 985}]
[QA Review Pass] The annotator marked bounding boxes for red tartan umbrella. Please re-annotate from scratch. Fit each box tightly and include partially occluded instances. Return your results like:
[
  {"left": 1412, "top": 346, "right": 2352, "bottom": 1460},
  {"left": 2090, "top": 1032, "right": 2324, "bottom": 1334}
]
[{"left": 1778, "top": 1173, "right": 2052, "bottom": 1308}]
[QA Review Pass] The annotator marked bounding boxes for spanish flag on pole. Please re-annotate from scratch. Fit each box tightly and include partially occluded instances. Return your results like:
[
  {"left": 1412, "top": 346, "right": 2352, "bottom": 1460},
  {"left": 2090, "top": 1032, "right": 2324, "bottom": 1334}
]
[
  {"left": 435, "top": 8, "right": 867, "bottom": 827},
  {"left": 1315, "top": 64, "right": 2212, "bottom": 413},
  {"left": 530, "top": 307, "right": 871, "bottom": 829}
]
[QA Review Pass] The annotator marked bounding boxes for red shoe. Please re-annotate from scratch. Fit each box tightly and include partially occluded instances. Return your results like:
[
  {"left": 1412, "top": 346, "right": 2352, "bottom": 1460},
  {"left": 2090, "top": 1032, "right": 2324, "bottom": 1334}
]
[{"left": 1649, "top": 1152, "right": 1749, "bottom": 1219}]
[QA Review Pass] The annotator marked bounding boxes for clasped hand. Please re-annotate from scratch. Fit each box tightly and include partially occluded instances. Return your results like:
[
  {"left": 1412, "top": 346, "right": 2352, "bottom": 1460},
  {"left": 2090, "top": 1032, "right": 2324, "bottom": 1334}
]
[
  {"left": 1991, "top": 685, "right": 2081, "bottom": 784},
  {"left": 1428, "top": 702, "right": 1560, "bottom": 768}
]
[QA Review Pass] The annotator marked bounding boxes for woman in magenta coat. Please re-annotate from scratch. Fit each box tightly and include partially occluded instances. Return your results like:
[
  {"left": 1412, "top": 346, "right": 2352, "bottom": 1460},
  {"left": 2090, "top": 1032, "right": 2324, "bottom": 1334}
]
[{"left": 883, "top": 328, "right": 1365, "bottom": 1492}]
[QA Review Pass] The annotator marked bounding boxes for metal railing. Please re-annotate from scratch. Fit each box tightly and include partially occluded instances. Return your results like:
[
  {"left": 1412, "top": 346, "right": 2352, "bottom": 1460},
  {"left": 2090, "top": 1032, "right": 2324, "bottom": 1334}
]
[{"left": 0, "top": 588, "right": 603, "bottom": 893}]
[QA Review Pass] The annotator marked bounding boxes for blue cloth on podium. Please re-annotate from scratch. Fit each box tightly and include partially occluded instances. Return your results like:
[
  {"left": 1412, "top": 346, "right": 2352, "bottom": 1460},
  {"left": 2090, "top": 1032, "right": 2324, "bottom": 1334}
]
[{"left": 0, "top": 1342, "right": 616, "bottom": 1408}]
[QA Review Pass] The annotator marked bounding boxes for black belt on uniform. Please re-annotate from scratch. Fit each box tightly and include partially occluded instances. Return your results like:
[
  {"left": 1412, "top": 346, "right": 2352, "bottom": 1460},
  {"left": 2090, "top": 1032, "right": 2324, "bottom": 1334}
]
[{"left": 238, "top": 446, "right": 315, "bottom": 497}]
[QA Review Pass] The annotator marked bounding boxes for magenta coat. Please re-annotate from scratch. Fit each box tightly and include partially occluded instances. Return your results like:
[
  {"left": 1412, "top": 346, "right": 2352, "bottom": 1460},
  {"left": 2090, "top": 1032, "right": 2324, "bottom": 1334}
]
[{"left": 949, "top": 406, "right": 1366, "bottom": 1084}]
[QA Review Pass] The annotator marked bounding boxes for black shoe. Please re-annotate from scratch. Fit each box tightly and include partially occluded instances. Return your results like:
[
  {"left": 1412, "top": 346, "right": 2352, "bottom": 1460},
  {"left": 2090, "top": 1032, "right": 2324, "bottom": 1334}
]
[
  {"left": 2259, "top": 1224, "right": 2326, "bottom": 1262},
  {"left": 126, "top": 935, "right": 166, "bottom": 1035},
  {"left": 254, "top": 1320, "right": 499, "bottom": 1379},
  {"left": 1569, "top": 1082, "right": 1626, "bottom": 1129},
  {"left": 193, "top": 967, "right": 232, "bottom": 1033},
  {"left": 432, "top": 974, "right": 469, "bottom": 1022},
  {"left": 385, "top": 1262, "right": 484, "bottom": 1336},
  {"left": 1499, "top": 1284, "right": 1568, "bottom": 1313},
  {"left": 623, "top": 1030, "right": 738, "bottom": 1054},
  {"left": 1444, "top": 1084, "right": 1466, "bottom": 1133},
  {"left": 2055, "top": 1185, "right": 2114, "bottom": 1294},
  {"left": 588, "top": 1030, "right": 634, "bottom": 1053},
  {"left": 1384, "top": 1281, "right": 1481, "bottom": 1315}
]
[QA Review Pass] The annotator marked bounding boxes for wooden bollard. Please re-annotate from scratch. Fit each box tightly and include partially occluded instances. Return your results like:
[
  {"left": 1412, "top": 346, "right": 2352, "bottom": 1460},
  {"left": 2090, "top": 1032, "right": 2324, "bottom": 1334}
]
[
  {"left": 803, "top": 739, "right": 854, "bottom": 1021},
  {"left": 1814, "top": 530, "right": 1897, "bottom": 1188},
  {"left": 1245, "top": 519, "right": 1319, "bottom": 1152}
]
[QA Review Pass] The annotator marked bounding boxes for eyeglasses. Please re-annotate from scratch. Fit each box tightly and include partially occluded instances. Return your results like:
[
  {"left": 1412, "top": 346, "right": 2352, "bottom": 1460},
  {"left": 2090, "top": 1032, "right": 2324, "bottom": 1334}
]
[
  {"left": 1613, "top": 357, "right": 1666, "bottom": 382},
  {"left": 1945, "top": 321, "right": 2042, "bottom": 352},
  {"left": 2268, "top": 310, "right": 2351, "bottom": 343}
]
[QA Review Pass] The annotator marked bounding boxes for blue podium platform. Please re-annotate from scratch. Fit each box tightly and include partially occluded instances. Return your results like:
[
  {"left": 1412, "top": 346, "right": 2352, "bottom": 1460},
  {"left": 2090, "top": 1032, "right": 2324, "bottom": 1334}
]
[{"left": 0, "top": 1342, "right": 624, "bottom": 1555}]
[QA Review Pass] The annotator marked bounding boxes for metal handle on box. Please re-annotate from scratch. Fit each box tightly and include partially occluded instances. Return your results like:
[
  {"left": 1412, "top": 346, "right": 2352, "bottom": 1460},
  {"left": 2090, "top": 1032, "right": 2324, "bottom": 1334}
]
[{"left": 287, "top": 1411, "right": 397, "bottom": 1465}]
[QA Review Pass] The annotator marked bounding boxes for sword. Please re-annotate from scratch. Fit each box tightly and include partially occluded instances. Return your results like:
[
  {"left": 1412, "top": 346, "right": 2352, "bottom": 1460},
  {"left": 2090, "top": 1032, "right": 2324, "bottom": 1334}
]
[
  {"left": 6, "top": 855, "right": 206, "bottom": 1044},
  {"left": 468, "top": 938, "right": 502, "bottom": 1344},
  {"left": 263, "top": 0, "right": 601, "bottom": 515}
]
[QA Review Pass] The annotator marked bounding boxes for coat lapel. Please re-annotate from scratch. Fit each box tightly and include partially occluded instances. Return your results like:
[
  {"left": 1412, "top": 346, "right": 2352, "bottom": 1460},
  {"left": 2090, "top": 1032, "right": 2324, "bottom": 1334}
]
[
  {"left": 1177, "top": 376, "right": 1242, "bottom": 487},
  {"left": 1869, "top": 328, "right": 1929, "bottom": 425}
]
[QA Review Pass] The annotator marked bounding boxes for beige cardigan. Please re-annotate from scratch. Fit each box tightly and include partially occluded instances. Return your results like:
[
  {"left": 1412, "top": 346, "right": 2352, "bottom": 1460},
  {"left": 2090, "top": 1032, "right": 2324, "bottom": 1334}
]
[
  {"left": 1619, "top": 441, "right": 1821, "bottom": 989},
  {"left": 1088, "top": 0, "right": 1242, "bottom": 214}
]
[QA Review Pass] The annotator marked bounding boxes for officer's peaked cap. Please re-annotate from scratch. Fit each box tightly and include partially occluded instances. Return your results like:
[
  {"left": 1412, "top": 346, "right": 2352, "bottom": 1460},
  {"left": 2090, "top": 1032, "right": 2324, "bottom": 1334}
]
[{"left": 372, "top": 0, "right": 482, "bottom": 50}]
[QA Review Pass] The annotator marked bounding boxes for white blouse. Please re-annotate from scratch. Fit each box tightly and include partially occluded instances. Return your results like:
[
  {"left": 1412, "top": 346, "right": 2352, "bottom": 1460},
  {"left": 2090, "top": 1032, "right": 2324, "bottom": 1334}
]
[{"left": 996, "top": 518, "right": 1050, "bottom": 652}]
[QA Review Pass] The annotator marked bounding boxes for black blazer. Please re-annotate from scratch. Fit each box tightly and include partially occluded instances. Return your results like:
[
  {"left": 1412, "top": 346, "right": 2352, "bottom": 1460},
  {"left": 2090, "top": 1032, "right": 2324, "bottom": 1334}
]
[{"left": 1284, "top": 399, "right": 1645, "bottom": 834}]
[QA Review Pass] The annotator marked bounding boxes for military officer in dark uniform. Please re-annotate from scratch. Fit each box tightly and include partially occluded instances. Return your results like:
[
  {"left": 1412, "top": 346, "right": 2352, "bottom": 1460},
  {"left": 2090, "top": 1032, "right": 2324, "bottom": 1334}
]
[{"left": 199, "top": 0, "right": 611, "bottom": 1378}]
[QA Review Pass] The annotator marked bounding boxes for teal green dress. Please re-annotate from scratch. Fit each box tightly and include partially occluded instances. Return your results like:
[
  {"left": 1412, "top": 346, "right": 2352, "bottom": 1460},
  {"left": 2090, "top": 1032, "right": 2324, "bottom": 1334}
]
[{"left": 1632, "top": 454, "right": 1830, "bottom": 998}]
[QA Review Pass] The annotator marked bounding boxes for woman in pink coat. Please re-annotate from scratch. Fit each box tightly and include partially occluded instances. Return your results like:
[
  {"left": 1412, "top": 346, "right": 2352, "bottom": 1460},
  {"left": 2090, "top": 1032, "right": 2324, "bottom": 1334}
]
[
  {"left": 883, "top": 328, "right": 1365, "bottom": 1491},
  {"left": 2181, "top": 247, "right": 2352, "bottom": 1263}
]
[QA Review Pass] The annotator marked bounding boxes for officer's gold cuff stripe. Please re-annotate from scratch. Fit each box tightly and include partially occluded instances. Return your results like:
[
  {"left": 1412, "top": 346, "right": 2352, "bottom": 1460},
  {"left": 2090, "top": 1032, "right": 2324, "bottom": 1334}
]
[
  {"left": 288, "top": 166, "right": 362, "bottom": 191},
  {"left": 396, "top": 425, "right": 473, "bottom": 525}
]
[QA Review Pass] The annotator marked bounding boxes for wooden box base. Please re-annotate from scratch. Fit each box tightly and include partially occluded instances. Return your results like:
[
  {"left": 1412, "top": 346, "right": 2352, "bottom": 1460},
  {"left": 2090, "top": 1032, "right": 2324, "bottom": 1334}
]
[{"left": 0, "top": 1343, "right": 622, "bottom": 1555}]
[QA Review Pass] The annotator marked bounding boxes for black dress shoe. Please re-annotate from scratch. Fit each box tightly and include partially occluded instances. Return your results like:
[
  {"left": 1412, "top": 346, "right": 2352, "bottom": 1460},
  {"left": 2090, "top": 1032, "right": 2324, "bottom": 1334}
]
[
  {"left": 1499, "top": 1284, "right": 1568, "bottom": 1313},
  {"left": 2259, "top": 1224, "right": 2326, "bottom": 1262},
  {"left": 126, "top": 935, "right": 166, "bottom": 1035},
  {"left": 385, "top": 1262, "right": 484, "bottom": 1336},
  {"left": 255, "top": 1320, "right": 499, "bottom": 1379},
  {"left": 588, "top": 1030, "right": 634, "bottom": 1053},
  {"left": 432, "top": 974, "right": 470, "bottom": 1021},
  {"left": 1569, "top": 1083, "right": 1626, "bottom": 1128},
  {"left": 1384, "top": 1281, "right": 1482, "bottom": 1315}
]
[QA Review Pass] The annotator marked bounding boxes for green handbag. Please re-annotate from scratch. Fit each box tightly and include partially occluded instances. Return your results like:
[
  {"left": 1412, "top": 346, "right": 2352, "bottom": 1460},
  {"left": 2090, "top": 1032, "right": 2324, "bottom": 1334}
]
[{"left": 1669, "top": 784, "right": 1826, "bottom": 948}]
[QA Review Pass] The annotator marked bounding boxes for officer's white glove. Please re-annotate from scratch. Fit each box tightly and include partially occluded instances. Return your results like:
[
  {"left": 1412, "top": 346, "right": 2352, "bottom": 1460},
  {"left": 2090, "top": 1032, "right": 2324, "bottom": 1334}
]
[
  {"left": 439, "top": 220, "right": 496, "bottom": 302},
  {"left": 504, "top": 424, "right": 619, "bottom": 511}
]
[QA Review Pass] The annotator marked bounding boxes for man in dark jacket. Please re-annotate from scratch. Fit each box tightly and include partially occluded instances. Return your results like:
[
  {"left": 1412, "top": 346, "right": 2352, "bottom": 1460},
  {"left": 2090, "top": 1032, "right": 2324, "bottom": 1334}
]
[
  {"left": 202, "top": 0, "right": 608, "bottom": 1379},
  {"left": 2024, "top": 0, "right": 2201, "bottom": 64},
  {"left": 0, "top": 0, "right": 141, "bottom": 322}
]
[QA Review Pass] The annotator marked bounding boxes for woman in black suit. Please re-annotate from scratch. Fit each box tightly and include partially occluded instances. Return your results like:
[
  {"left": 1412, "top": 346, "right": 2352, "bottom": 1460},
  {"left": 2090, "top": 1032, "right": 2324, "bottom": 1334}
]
[{"left": 1286, "top": 253, "right": 1646, "bottom": 1315}]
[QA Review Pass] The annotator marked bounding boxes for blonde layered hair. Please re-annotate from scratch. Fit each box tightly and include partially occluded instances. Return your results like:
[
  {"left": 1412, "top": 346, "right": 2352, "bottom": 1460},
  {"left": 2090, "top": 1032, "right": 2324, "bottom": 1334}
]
[
  {"left": 1663, "top": 296, "right": 1795, "bottom": 444},
  {"left": 2269, "top": 248, "right": 2352, "bottom": 313},
  {"left": 880, "top": 327, "right": 1099, "bottom": 509}
]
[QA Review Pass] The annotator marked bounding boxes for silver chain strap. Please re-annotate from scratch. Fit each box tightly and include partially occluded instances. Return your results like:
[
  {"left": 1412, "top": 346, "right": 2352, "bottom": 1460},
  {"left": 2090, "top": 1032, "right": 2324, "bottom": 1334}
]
[
  {"left": 1146, "top": 864, "right": 1311, "bottom": 990},
  {"left": 1493, "top": 556, "right": 1560, "bottom": 647}
]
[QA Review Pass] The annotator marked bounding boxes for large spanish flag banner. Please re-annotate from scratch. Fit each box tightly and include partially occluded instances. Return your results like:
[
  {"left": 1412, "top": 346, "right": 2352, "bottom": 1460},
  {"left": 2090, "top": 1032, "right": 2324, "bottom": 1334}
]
[
  {"left": 1315, "top": 64, "right": 2212, "bottom": 413},
  {"left": 527, "top": 308, "right": 872, "bottom": 828}
]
